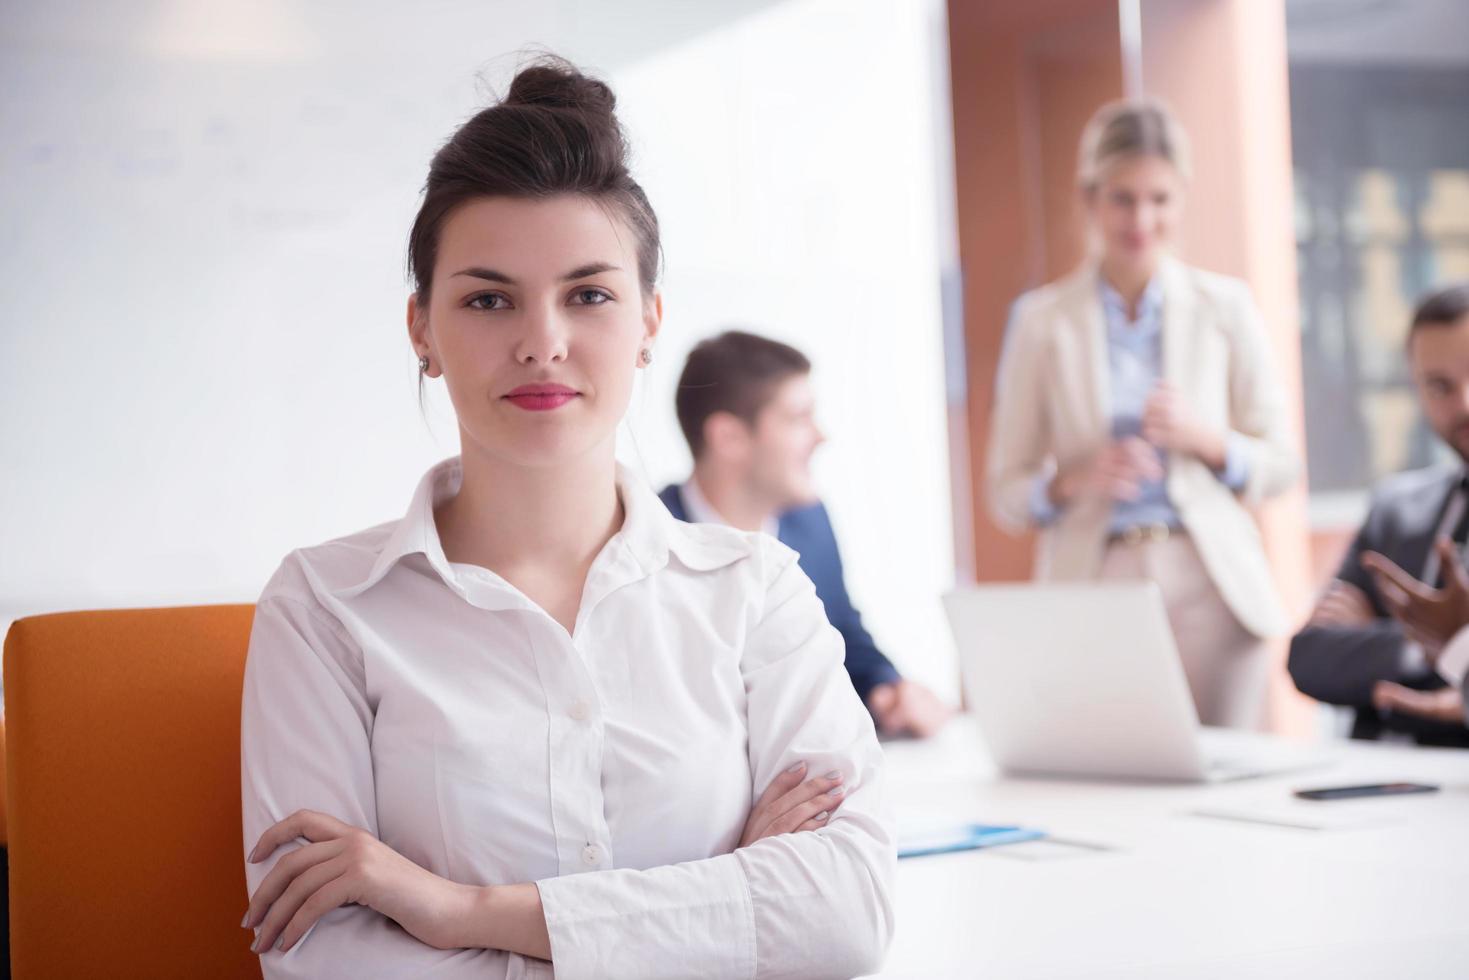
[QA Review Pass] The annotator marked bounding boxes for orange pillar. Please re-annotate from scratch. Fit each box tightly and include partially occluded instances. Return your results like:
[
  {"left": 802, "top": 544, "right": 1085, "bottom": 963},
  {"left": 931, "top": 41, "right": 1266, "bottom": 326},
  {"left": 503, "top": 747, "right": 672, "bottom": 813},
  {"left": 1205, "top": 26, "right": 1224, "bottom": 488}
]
[
  {"left": 1139, "top": 0, "right": 1316, "bottom": 734},
  {"left": 945, "top": 0, "right": 1125, "bottom": 583}
]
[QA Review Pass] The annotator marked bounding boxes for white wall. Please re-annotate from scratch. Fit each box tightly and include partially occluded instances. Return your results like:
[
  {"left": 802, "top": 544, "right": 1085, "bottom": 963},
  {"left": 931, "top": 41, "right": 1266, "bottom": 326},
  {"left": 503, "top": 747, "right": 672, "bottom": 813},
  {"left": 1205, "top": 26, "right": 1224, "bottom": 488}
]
[
  {"left": 617, "top": 1, "right": 958, "bottom": 696},
  {"left": 1, "top": 0, "right": 957, "bottom": 697}
]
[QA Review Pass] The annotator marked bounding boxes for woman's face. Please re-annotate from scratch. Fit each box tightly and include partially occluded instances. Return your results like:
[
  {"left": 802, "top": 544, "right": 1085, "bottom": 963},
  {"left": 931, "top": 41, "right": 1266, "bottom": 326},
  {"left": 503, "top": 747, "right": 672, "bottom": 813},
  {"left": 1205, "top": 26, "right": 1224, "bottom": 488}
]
[
  {"left": 1086, "top": 153, "right": 1184, "bottom": 275},
  {"left": 409, "top": 194, "right": 660, "bottom": 470}
]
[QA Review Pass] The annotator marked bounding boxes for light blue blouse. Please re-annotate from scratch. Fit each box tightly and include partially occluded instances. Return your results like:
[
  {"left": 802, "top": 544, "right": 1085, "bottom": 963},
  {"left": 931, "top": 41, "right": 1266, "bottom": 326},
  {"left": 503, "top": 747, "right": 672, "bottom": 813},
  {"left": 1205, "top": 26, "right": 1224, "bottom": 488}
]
[{"left": 1029, "top": 276, "right": 1248, "bottom": 531}]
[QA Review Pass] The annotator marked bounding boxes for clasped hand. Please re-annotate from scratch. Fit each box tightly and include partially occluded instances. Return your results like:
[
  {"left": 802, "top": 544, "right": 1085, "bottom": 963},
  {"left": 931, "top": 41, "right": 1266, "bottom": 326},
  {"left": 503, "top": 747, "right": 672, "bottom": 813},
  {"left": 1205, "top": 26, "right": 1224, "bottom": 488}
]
[{"left": 1055, "top": 382, "right": 1223, "bottom": 505}]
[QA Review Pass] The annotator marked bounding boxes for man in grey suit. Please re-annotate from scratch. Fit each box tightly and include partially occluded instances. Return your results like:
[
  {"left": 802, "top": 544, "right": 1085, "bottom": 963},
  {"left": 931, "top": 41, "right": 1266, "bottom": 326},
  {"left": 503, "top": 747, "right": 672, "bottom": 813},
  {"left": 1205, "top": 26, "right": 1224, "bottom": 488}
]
[{"left": 1289, "top": 283, "right": 1469, "bottom": 744}]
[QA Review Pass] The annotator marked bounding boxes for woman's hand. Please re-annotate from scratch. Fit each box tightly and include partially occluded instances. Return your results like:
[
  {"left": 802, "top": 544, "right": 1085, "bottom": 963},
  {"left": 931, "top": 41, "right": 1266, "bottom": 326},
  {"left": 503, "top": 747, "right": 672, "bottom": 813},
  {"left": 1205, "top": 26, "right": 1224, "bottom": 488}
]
[
  {"left": 1052, "top": 438, "right": 1163, "bottom": 507},
  {"left": 1142, "top": 381, "right": 1227, "bottom": 469},
  {"left": 740, "top": 763, "right": 846, "bottom": 847},
  {"left": 243, "top": 809, "right": 481, "bottom": 955}
]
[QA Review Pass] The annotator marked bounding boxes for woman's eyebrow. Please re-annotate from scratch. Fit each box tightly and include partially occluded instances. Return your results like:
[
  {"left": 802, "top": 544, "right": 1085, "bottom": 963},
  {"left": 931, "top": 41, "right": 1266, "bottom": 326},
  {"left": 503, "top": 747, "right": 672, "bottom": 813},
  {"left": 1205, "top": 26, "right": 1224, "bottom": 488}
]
[
  {"left": 448, "top": 263, "right": 621, "bottom": 284},
  {"left": 562, "top": 262, "right": 620, "bottom": 281},
  {"left": 451, "top": 266, "right": 514, "bottom": 284}
]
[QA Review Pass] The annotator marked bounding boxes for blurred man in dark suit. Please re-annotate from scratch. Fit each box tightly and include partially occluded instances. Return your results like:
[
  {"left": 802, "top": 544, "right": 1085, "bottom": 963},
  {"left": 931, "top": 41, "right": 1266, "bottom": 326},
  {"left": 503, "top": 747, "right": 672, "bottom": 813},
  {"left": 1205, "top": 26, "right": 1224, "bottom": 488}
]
[{"left": 1289, "top": 284, "right": 1469, "bottom": 742}]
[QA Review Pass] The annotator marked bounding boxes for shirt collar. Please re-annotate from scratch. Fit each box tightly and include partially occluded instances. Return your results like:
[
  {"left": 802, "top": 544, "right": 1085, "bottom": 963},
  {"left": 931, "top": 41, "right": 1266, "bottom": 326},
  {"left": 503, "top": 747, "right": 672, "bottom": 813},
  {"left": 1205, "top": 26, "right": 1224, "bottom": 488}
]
[
  {"left": 333, "top": 457, "right": 750, "bottom": 601},
  {"left": 331, "top": 457, "right": 462, "bottom": 600},
  {"left": 679, "top": 478, "right": 780, "bottom": 539},
  {"left": 1099, "top": 274, "right": 1164, "bottom": 328}
]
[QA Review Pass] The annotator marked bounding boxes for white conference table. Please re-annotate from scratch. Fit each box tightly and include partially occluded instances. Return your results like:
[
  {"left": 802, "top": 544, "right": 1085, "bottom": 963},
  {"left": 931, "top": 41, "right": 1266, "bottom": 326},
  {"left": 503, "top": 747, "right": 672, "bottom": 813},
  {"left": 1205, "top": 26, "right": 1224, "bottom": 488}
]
[{"left": 874, "top": 717, "right": 1469, "bottom": 979}]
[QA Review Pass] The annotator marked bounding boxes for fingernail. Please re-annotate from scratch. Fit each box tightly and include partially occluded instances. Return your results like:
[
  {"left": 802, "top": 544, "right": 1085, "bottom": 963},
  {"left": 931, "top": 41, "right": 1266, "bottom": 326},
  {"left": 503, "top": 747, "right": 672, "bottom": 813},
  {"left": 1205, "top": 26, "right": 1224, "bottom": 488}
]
[
  {"left": 828, "top": 785, "right": 846, "bottom": 797},
  {"left": 241, "top": 910, "right": 251, "bottom": 928},
  {"left": 250, "top": 935, "right": 263, "bottom": 954},
  {"left": 824, "top": 771, "right": 842, "bottom": 781},
  {"left": 786, "top": 762, "right": 805, "bottom": 773},
  {"left": 815, "top": 811, "right": 830, "bottom": 821}
]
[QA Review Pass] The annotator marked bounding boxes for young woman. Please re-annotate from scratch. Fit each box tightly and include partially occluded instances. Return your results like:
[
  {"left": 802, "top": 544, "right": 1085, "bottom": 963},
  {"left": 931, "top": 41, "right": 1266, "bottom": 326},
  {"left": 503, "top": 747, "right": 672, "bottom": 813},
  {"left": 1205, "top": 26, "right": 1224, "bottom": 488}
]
[
  {"left": 239, "top": 59, "right": 893, "bottom": 979},
  {"left": 986, "top": 100, "right": 1299, "bottom": 729}
]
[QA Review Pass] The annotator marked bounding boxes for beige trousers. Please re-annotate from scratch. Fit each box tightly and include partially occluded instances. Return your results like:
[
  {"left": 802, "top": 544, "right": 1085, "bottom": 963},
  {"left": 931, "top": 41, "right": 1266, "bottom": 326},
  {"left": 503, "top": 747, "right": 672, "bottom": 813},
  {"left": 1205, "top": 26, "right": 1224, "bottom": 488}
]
[{"left": 1099, "top": 533, "right": 1269, "bottom": 729}]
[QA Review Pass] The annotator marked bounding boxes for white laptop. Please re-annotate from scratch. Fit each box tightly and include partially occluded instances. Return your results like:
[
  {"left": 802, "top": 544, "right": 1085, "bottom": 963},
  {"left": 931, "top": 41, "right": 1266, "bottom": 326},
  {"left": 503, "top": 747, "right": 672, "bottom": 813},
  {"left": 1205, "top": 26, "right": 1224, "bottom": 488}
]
[{"left": 942, "top": 583, "right": 1321, "bottom": 783}]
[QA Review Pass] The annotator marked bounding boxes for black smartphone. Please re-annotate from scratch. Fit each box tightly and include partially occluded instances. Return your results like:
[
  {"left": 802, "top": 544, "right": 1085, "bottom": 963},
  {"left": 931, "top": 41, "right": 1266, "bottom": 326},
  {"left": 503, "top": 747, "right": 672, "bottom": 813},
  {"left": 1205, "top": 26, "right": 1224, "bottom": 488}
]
[{"left": 1294, "top": 782, "right": 1439, "bottom": 802}]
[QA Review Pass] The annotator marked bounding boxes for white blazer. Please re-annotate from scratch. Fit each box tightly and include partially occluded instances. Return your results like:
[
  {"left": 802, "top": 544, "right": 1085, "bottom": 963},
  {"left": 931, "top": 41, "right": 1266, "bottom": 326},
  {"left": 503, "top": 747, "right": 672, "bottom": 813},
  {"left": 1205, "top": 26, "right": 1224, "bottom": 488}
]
[{"left": 986, "top": 257, "right": 1299, "bottom": 638}]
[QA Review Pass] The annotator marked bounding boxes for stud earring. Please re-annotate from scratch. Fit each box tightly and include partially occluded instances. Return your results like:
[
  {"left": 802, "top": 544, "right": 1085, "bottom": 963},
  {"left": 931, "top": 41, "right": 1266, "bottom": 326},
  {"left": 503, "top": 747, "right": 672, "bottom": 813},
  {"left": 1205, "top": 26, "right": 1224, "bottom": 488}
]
[
  {"left": 639, "top": 348, "right": 653, "bottom": 366},
  {"left": 418, "top": 355, "right": 430, "bottom": 374}
]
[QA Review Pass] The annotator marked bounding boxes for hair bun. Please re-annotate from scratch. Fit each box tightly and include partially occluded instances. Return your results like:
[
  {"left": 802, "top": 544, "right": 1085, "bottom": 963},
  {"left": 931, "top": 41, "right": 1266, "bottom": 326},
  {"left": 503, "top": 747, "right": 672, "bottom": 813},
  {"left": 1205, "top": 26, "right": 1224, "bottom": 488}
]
[
  {"left": 503, "top": 58, "right": 616, "bottom": 116},
  {"left": 408, "top": 52, "right": 661, "bottom": 302}
]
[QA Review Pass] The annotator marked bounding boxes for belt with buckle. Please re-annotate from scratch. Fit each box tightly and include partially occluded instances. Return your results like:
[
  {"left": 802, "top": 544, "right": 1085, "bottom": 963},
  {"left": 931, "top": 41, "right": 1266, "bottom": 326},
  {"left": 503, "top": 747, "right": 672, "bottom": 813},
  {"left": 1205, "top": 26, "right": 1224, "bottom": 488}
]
[{"left": 1108, "top": 523, "right": 1176, "bottom": 546}]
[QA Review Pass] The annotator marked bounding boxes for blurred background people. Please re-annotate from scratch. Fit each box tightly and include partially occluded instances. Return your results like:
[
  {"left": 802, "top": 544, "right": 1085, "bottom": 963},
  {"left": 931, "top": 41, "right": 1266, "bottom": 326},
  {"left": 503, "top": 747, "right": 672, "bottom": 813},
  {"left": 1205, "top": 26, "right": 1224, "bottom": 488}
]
[
  {"left": 662, "top": 331, "right": 953, "bottom": 738},
  {"left": 1290, "top": 283, "right": 1469, "bottom": 742},
  {"left": 985, "top": 101, "right": 1300, "bottom": 730}
]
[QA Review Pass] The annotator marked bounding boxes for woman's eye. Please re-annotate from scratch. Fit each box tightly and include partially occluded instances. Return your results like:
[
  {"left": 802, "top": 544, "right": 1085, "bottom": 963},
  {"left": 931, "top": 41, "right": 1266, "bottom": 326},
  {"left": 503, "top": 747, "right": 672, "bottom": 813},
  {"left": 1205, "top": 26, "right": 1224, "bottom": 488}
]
[
  {"left": 570, "top": 288, "right": 611, "bottom": 306},
  {"left": 467, "top": 293, "right": 511, "bottom": 311}
]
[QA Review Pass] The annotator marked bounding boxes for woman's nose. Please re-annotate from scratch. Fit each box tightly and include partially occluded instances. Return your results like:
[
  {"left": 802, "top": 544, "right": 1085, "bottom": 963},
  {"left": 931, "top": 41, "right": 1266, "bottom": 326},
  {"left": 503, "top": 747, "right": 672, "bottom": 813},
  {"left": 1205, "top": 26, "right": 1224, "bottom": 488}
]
[{"left": 515, "top": 306, "right": 569, "bottom": 365}]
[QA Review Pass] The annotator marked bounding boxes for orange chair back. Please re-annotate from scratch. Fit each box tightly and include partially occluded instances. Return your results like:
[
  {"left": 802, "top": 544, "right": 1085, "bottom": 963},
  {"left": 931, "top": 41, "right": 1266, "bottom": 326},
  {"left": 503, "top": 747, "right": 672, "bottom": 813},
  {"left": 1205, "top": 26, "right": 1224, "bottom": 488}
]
[
  {"left": 1, "top": 712, "right": 9, "bottom": 847},
  {"left": 4, "top": 605, "right": 260, "bottom": 979}
]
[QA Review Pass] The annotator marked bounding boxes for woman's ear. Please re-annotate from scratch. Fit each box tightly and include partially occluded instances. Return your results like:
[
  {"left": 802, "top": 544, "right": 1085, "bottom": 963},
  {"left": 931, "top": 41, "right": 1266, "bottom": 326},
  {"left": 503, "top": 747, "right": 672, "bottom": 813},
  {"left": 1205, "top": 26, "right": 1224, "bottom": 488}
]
[
  {"left": 406, "top": 293, "right": 438, "bottom": 377},
  {"left": 642, "top": 289, "right": 664, "bottom": 350}
]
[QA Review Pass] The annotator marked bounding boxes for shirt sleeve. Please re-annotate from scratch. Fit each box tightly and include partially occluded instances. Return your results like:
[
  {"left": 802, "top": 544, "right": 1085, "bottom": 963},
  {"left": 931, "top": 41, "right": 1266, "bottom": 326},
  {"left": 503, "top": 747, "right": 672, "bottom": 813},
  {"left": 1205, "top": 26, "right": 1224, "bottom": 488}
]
[
  {"left": 1216, "top": 431, "right": 1252, "bottom": 492},
  {"left": 242, "top": 584, "right": 516, "bottom": 978},
  {"left": 534, "top": 541, "right": 896, "bottom": 980},
  {"left": 803, "top": 505, "right": 901, "bottom": 704},
  {"left": 1437, "top": 626, "right": 1469, "bottom": 690},
  {"left": 1223, "top": 284, "right": 1301, "bottom": 505},
  {"left": 1028, "top": 472, "right": 1062, "bottom": 526}
]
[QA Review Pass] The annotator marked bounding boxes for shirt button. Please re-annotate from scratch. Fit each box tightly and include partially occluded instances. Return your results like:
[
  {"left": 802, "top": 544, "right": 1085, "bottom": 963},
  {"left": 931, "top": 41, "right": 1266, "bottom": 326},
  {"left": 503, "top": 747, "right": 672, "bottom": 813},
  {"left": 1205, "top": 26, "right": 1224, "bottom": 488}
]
[
  {"left": 582, "top": 844, "right": 601, "bottom": 866},
  {"left": 569, "top": 701, "right": 590, "bottom": 722}
]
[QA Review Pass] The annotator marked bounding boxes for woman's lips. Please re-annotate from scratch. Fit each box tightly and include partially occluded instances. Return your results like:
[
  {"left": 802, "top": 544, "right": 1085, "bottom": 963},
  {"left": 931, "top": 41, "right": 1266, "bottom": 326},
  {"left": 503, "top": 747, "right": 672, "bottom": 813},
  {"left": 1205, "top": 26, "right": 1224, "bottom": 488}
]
[{"left": 504, "top": 384, "right": 579, "bottom": 411}]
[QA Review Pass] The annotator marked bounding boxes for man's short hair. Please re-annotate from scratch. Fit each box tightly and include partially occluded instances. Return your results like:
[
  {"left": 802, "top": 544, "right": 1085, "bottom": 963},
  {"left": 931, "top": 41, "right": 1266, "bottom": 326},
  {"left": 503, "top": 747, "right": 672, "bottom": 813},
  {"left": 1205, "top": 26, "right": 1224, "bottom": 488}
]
[
  {"left": 1409, "top": 282, "right": 1469, "bottom": 346},
  {"left": 675, "top": 330, "right": 811, "bottom": 460}
]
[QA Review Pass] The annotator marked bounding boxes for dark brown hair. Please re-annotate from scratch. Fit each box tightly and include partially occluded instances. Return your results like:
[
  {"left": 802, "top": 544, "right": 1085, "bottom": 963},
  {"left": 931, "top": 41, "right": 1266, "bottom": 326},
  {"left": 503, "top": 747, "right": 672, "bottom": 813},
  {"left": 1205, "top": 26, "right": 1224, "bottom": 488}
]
[
  {"left": 407, "top": 56, "right": 661, "bottom": 302},
  {"left": 675, "top": 331, "right": 812, "bottom": 459},
  {"left": 1408, "top": 283, "right": 1469, "bottom": 346}
]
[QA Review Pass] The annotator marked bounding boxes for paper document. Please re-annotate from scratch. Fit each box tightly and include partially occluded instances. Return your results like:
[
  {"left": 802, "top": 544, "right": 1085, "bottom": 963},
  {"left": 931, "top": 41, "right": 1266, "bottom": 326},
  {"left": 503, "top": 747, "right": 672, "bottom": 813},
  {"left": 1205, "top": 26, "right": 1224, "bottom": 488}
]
[
  {"left": 1189, "top": 802, "right": 1399, "bottom": 831},
  {"left": 897, "top": 822, "right": 1045, "bottom": 859}
]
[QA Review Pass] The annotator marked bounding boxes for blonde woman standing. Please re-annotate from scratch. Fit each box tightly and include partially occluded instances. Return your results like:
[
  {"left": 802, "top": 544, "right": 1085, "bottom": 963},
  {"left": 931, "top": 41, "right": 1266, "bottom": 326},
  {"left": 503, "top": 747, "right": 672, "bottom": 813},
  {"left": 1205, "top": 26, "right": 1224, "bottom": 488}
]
[{"left": 986, "top": 101, "right": 1299, "bottom": 729}]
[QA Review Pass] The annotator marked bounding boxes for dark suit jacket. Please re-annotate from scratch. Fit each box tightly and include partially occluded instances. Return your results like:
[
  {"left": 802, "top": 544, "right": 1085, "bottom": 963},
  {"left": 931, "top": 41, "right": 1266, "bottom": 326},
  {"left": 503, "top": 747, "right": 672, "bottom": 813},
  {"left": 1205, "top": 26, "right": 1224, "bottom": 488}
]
[
  {"left": 658, "top": 484, "right": 902, "bottom": 705},
  {"left": 1288, "top": 465, "right": 1469, "bottom": 746}
]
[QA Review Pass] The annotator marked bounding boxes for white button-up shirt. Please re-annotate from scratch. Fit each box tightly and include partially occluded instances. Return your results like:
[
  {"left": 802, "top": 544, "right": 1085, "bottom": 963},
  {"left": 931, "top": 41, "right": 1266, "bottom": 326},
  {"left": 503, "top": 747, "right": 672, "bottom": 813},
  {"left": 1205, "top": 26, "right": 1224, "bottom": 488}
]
[{"left": 240, "top": 457, "right": 894, "bottom": 979}]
